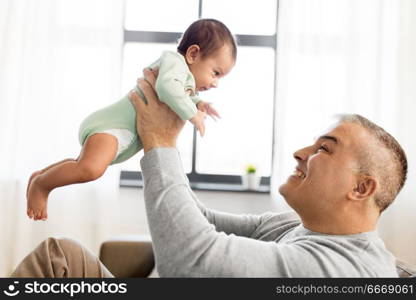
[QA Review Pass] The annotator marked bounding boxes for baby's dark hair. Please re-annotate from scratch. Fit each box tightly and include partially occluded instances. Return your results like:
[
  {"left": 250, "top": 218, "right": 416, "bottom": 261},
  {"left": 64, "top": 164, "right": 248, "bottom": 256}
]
[{"left": 177, "top": 19, "right": 237, "bottom": 60}]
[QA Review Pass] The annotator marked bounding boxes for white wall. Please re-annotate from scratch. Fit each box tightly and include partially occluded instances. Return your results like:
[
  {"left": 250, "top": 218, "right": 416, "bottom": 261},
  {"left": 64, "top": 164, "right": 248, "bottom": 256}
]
[{"left": 378, "top": 4, "right": 416, "bottom": 266}]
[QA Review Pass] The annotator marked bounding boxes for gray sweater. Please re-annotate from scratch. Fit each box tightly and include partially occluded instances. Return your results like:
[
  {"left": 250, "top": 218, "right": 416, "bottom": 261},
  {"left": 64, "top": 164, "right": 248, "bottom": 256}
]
[{"left": 140, "top": 148, "right": 398, "bottom": 277}]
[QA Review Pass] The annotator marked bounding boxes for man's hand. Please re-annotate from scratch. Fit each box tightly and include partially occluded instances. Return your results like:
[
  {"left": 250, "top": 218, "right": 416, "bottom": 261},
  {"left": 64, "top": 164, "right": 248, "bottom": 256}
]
[
  {"left": 197, "top": 101, "right": 221, "bottom": 121},
  {"left": 129, "top": 72, "right": 185, "bottom": 153},
  {"left": 190, "top": 110, "right": 207, "bottom": 137}
]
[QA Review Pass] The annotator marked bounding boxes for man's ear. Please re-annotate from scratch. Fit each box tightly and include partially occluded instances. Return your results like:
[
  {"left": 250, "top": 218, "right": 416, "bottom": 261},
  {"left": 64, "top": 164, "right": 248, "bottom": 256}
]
[
  {"left": 185, "top": 45, "right": 201, "bottom": 65},
  {"left": 348, "top": 176, "right": 378, "bottom": 201}
]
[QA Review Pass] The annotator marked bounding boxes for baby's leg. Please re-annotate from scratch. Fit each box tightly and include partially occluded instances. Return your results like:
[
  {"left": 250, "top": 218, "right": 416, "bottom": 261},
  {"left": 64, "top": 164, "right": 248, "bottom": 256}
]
[
  {"left": 26, "top": 158, "right": 75, "bottom": 198},
  {"left": 27, "top": 133, "right": 118, "bottom": 221}
]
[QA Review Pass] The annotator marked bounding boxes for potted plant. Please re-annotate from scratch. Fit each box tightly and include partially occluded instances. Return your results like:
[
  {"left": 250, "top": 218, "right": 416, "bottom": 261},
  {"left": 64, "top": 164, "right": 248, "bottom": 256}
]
[{"left": 242, "top": 164, "right": 260, "bottom": 190}]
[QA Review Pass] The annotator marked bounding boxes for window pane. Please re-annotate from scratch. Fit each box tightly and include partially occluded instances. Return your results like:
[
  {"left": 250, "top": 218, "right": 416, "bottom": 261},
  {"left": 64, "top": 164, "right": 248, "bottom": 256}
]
[
  {"left": 119, "top": 42, "right": 193, "bottom": 172},
  {"left": 125, "top": 0, "right": 199, "bottom": 32},
  {"left": 56, "top": 0, "right": 120, "bottom": 28},
  {"left": 195, "top": 47, "right": 274, "bottom": 176},
  {"left": 202, "top": 0, "right": 277, "bottom": 35}
]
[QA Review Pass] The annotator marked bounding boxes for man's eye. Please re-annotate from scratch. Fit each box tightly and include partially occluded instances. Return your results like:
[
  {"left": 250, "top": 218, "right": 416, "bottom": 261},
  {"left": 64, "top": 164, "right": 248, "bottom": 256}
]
[
  {"left": 318, "top": 145, "right": 329, "bottom": 152},
  {"left": 213, "top": 71, "right": 220, "bottom": 76}
]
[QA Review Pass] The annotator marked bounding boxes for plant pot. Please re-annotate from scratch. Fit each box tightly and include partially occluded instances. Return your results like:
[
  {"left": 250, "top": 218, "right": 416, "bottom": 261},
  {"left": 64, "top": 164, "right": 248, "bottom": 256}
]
[{"left": 242, "top": 173, "right": 260, "bottom": 190}]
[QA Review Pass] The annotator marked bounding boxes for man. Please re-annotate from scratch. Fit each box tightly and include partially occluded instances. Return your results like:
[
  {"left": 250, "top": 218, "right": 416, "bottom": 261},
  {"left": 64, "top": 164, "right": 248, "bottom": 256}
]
[{"left": 11, "top": 73, "right": 407, "bottom": 277}]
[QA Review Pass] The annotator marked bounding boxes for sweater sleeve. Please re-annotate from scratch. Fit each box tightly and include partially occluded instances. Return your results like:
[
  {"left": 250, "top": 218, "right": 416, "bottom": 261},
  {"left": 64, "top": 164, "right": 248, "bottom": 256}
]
[
  {"left": 140, "top": 148, "right": 304, "bottom": 277},
  {"left": 189, "top": 191, "right": 264, "bottom": 237},
  {"left": 155, "top": 53, "right": 197, "bottom": 121}
]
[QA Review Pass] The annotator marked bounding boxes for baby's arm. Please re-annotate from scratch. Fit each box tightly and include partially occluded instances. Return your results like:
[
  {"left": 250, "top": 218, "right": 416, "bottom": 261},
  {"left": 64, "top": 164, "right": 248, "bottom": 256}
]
[
  {"left": 143, "top": 68, "right": 206, "bottom": 137},
  {"left": 154, "top": 53, "right": 198, "bottom": 121},
  {"left": 189, "top": 110, "right": 207, "bottom": 137}
]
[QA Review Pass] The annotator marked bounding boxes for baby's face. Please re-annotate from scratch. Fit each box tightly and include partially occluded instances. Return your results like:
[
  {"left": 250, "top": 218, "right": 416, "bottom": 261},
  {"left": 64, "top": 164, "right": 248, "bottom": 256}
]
[{"left": 189, "top": 45, "right": 235, "bottom": 92}]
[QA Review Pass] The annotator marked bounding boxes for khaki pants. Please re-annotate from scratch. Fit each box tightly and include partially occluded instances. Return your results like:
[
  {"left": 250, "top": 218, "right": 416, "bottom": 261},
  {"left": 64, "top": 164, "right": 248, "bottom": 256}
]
[{"left": 10, "top": 237, "right": 113, "bottom": 278}]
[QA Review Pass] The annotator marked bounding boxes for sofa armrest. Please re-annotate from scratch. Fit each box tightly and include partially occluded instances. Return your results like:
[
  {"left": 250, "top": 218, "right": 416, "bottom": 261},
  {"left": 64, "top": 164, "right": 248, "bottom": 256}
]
[{"left": 99, "top": 235, "right": 154, "bottom": 278}]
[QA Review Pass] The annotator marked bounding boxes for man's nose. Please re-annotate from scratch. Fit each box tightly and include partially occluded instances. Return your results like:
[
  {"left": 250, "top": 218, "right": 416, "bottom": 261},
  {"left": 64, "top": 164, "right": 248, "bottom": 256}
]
[{"left": 293, "top": 146, "right": 312, "bottom": 162}]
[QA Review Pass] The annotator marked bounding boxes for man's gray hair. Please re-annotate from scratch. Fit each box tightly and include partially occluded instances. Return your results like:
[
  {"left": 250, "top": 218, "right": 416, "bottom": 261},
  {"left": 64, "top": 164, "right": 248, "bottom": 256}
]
[{"left": 336, "top": 114, "right": 407, "bottom": 212}]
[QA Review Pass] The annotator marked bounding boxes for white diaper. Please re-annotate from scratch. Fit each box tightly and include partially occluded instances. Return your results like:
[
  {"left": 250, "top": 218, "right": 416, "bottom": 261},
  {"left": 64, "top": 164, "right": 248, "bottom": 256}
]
[{"left": 100, "top": 129, "right": 135, "bottom": 159}]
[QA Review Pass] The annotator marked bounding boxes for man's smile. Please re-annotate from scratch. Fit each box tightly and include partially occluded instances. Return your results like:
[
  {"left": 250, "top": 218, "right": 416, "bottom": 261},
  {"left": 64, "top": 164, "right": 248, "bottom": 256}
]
[{"left": 292, "top": 167, "right": 306, "bottom": 179}]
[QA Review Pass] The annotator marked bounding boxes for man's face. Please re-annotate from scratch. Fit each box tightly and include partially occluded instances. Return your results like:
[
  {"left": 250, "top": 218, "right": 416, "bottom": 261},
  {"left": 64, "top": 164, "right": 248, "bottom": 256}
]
[{"left": 279, "top": 122, "right": 371, "bottom": 218}]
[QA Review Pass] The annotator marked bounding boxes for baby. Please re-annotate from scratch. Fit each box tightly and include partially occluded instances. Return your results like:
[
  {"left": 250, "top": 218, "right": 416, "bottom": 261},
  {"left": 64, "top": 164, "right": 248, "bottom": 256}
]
[{"left": 26, "top": 19, "right": 237, "bottom": 220}]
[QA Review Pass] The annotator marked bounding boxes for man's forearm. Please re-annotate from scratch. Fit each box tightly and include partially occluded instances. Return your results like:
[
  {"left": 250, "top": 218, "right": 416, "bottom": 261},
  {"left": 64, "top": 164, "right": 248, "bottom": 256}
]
[
  {"left": 140, "top": 148, "right": 211, "bottom": 276},
  {"left": 142, "top": 135, "right": 176, "bottom": 153}
]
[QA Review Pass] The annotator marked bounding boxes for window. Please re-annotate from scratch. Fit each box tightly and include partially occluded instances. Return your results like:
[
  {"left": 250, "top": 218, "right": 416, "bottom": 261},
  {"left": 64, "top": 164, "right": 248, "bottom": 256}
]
[{"left": 119, "top": 0, "right": 278, "bottom": 192}]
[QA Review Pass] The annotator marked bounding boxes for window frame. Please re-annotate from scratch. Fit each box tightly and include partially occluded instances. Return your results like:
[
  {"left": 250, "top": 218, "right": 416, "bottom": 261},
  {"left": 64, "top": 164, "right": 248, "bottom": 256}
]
[{"left": 120, "top": 0, "right": 279, "bottom": 193}]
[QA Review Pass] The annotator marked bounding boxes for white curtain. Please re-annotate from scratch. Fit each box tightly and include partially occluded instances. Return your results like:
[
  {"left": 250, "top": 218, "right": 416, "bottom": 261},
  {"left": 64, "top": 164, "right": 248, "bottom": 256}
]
[
  {"left": 272, "top": 0, "right": 416, "bottom": 265},
  {"left": 0, "top": 0, "right": 124, "bottom": 276}
]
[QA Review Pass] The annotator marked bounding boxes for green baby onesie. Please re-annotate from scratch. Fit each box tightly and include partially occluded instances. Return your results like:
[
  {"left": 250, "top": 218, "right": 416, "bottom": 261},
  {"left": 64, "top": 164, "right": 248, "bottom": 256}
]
[{"left": 78, "top": 51, "right": 202, "bottom": 164}]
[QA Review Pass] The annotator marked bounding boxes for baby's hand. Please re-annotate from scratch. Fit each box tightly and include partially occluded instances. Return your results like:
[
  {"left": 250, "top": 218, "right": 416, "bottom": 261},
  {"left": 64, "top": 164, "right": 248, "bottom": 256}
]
[
  {"left": 190, "top": 110, "right": 207, "bottom": 137},
  {"left": 197, "top": 101, "right": 221, "bottom": 121},
  {"left": 142, "top": 68, "right": 159, "bottom": 89}
]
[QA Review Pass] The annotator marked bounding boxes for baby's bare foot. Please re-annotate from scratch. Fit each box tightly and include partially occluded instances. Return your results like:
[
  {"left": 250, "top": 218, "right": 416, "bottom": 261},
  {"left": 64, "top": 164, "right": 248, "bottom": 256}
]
[{"left": 27, "top": 176, "right": 50, "bottom": 221}]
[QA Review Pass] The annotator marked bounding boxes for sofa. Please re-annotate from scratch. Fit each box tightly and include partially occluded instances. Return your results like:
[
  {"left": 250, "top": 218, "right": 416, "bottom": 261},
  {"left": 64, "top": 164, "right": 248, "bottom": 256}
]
[{"left": 99, "top": 235, "right": 155, "bottom": 278}]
